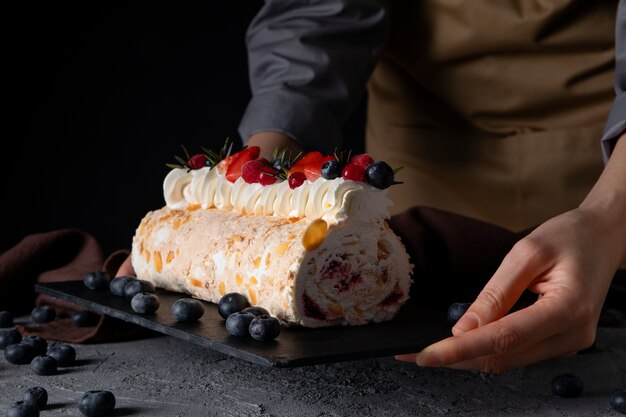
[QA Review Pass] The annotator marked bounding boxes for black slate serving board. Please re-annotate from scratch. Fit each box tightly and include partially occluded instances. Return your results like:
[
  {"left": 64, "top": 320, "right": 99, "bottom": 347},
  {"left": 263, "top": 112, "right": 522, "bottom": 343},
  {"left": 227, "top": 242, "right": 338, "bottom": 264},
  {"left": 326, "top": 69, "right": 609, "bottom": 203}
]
[{"left": 35, "top": 281, "right": 451, "bottom": 368}]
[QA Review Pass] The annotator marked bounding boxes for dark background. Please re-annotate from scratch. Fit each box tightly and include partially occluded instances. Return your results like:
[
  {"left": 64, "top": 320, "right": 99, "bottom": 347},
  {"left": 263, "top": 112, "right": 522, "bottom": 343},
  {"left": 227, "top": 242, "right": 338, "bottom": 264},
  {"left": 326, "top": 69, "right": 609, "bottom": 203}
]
[{"left": 3, "top": 3, "right": 366, "bottom": 255}]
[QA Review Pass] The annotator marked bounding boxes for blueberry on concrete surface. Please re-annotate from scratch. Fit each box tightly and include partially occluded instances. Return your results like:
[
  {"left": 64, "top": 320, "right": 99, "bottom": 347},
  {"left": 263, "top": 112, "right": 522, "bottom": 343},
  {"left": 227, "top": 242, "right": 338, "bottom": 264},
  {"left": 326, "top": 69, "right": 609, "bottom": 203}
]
[
  {"left": 78, "top": 390, "right": 116, "bottom": 417},
  {"left": 83, "top": 271, "right": 111, "bottom": 290},
  {"left": 218, "top": 292, "right": 250, "bottom": 319},
  {"left": 6, "top": 401, "right": 39, "bottom": 417},
  {"left": 610, "top": 390, "right": 626, "bottom": 414},
  {"left": 172, "top": 298, "right": 205, "bottom": 322},
  {"left": 21, "top": 336, "right": 47, "bottom": 356},
  {"left": 0, "top": 328, "right": 22, "bottom": 349},
  {"left": 5, "top": 343, "right": 36, "bottom": 364},
  {"left": 31, "top": 355, "right": 58, "bottom": 376},
  {"left": 551, "top": 373, "right": 584, "bottom": 398},
  {"left": 109, "top": 275, "right": 135, "bottom": 297},
  {"left": 225, "top": 312, "right": 256, "bottom": 337},
  {"left": 0, "top": 310, "right": 13, "bottom": 327},
  {"left": 31, "top": 306, "right": 56, "bottom": 324},
  {"left": 365, "top": 161, "right": 395, "bottom": 189},
  {"left": 23, "top": 386, "right": 48, "bottom": 410},
  {"left": 447, "top": 302, "right": 471, "bottom": 326},
  {"left": 131, "top": 292, "right": 160, "bottom": 314},
  {"left": 71, "top": 311, "right": 101, "bottom": 327},
  {"left": 47, "top": 344, "right": 76, "bottom": 367},
  {"left": 241, "top": 306, "right": 270, "bottom": 317},
  {"left": 123, "top": 279, "right": 155, "bottom": 299},
  {"left": 249, "top": 315, "right": 281, "bottom": 341}
]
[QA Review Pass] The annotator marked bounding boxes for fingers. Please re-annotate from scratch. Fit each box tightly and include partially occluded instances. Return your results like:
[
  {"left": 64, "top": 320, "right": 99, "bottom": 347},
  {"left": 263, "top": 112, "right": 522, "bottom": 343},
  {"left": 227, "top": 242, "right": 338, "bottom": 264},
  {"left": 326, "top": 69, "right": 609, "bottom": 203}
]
[
  {"left": 453, "top": 238, "right": 554, "bottom": 335},
  {"left": 416, "top": 299, "right": 563, "bottom": 367},
  {"left": 116, "top": 256, "right": 135, "bottom": 277}
]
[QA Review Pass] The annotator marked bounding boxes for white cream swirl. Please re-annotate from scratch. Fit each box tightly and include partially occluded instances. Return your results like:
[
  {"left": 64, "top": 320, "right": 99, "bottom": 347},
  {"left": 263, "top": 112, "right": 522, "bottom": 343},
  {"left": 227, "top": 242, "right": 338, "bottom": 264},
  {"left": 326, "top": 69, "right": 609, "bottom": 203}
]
[{"left": 163, "top": 168, "right": 392, "bottom": 223}]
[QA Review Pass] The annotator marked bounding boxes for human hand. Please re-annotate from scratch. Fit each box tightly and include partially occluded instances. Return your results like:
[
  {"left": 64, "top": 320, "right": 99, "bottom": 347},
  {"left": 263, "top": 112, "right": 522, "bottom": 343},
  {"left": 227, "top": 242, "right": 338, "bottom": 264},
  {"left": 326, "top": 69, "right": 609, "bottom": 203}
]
[
  {"left": 116, "top": 256, "right": 135, "bottom": 277},
  {"left": 247, "top": 131, "right": 304, "bottom": 160},
  {"left": 396, "top": 206, "right": 625, "bottom": 373}
]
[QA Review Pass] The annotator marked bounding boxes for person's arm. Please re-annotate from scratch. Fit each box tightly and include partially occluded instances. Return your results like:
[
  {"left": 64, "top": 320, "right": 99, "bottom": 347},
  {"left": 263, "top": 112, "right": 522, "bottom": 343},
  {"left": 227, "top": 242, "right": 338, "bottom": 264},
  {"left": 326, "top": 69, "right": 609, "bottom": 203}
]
[
  {"left": 239, "top": 0, "right": 387, "bottom": 159},
  {"left": 396, "top": 2, "right": 626, "bottom": 373}
]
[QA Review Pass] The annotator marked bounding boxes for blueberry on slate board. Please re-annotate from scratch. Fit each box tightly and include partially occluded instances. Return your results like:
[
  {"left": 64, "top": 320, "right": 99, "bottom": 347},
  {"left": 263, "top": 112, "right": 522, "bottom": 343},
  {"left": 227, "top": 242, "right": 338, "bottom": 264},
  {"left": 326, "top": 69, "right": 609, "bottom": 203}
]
[
  {"left": 71, "top": 311, "right": 101, "bottom": 327},
  {"left": 551, "top": 373, "right": 584, "bottom": 398},
  {"left": 365, "top": 161, "right": 395, "bottom": 189},
  {"left": 23, "top": 386, "right": 48, "bottom": 410},
  {"left": 172, "top": 298, "right": 205, "bottom": 322},
  {"left": 31, "top": 355, "right": 58, "bottom": 376},
  {"left": 225, "top": 312, "right": 256, "bottom": 337},
  {"left": 123, "top": 279, "right": 155, "bottom": 299},
  {"left": 21, "top": 336, "right": 47, "bottom": 356},
  {"left": 447, "top": 302, "right": 471, "bottom": 326},
  {"left": 0, "top": 328, "right": 22, "bottom": 349},
  {"left": 249, "top": 315, "right": 281, "bottom": 341},
  {"left": 218, "top": 292, "right": 250, "bottom": 319},
  {"left": 610, "top": 390, "right": 626, "bottom": 414},
  {"left": 131, "top": 292, "right": 160, "bottom": 314},
  {"left": 241, "top": 306, "right": 270, "bottom": 317},
  {"left": 78, "top": 390, "right": 116, "bottom": 417},
  {"left": 5, "top": 343, "right": 36, "bottom": 365},
  {"left": 6, "top": 401, "right": 39, "bottom": 417},
  {"left": 31, "top": 306, "right": 56, "bottom": 324},
  {"left": 47, "top": 344, "right": 76, "bottom": 367},
  {"left": 0, "top": 310, "right": 14, "bottom": 327},
  {"left": 83, "top": 271, "right": 111, "bottom": 290},
  {"left": 109, "top": 275, "right": 135, "bottom": 297}
]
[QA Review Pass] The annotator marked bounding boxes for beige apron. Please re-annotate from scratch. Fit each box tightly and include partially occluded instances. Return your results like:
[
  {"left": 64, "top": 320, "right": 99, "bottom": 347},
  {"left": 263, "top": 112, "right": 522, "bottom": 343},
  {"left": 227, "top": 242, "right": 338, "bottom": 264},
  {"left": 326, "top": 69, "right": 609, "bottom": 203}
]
[{"left": 367, "top": 0, "right": 617, "bottom": 231}]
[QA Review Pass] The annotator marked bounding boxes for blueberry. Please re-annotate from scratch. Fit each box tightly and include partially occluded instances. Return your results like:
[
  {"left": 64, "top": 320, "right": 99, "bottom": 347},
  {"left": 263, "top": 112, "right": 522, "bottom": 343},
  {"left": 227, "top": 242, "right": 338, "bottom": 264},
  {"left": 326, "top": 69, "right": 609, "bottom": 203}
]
[
  {"left": 21, "top": 336, "right": 47, "bottom": 356},
  {"left": 172, "top": 298, "right": 205, "bottom": 322},
  {"left": 0, "top": 310, "right": 14, "bottom": 327},
  {"left": 47, "top": 344, "right": 76, "bottom": 366},
  {"left": 248, "top": 315, "right": 281, "bottom": 342},
  {"left": 109, "top": 275, "right": 135, "bottom": 297},
  {"left": 123, "top": 279, "right": 155, "bottom": 299},
  {"left": 5, "top": 343, "right": 36, "bottom": 364},
  {"left": 31, "top": 355, "right": 58, "bottom": 376},
  {"left": 610, "top": 390, "right": 626, "bottom": 414},
  {"left": 0, "top": 328, "right": 22, "bottom": 349},
  {"left": 241, "top": 306, "right": 270, "bottom": 317},
  {"left": 272, "top": 159, "right": 291, "bottom": 171},
  {"left": 131, "top": 292, "right": 160, "bottom": 314},
  {"left": 321, "top": 160, "right": 341, "bottom": 180},
  {"left": 23, "top": 386, "right": 48, "bottom": 410},
  {"left": 83, "top": 271, "right": 111, "bottom": 290},
  {"left": 71, "top": 311, "right": 101, "bottom": 327},
  {"left": 225, "top": 312, "right": 256, "bottom": 337},
  {"left": 447, "top": 302, "right": 471, "bottom": 326},
  {"left": 551, "top": 373, "right": 584, "bottom": 398},
  {"left": 218, "top": 292, "right": 250, "bottom": 319},
  {"left": 6, "top": 401, "right": 39, "bottom": 417},
  {"left": 365, "top": 161, "right": 395, "bottom": 189},
  {"left": 31, "top": 306, "right": 56, "bottom": 324},
  {"left": 78, "top": 390, "right": 116, "bottom": 417}
]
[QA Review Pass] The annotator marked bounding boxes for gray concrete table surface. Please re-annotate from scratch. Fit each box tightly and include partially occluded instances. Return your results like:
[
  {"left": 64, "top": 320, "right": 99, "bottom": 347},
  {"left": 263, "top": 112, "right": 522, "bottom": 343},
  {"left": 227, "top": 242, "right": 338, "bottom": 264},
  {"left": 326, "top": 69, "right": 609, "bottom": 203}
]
[{"left": 1, "top": 327, "right": 625, "bottom": 417}]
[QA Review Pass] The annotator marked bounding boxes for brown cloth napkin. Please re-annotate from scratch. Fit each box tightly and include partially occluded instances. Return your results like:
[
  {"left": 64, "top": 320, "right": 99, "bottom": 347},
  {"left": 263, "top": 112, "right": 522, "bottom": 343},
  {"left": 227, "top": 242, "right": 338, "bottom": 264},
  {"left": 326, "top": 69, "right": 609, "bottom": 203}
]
[{"left": 1, "top": 208, "right": 623, "bottom": 343}]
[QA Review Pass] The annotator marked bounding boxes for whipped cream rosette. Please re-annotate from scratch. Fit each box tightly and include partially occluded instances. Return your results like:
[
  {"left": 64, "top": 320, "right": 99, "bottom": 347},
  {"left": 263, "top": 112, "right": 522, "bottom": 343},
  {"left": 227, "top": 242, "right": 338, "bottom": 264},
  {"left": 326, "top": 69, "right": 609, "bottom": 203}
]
[{"left": 131, "top": 146, "right": 412, "bottom": 327}]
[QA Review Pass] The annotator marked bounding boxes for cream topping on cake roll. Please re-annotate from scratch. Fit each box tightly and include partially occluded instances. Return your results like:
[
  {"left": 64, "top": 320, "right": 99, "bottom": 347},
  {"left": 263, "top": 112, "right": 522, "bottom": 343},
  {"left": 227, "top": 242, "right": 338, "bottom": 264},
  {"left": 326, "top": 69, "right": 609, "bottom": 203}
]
[{"left": 162, "top": 167, "right": 392, "bottom": 223}]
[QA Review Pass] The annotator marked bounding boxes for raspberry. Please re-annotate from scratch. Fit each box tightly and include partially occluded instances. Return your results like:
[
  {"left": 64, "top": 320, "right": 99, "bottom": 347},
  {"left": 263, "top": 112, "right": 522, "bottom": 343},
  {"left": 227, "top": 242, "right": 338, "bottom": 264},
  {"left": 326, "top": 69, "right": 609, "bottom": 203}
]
[
  {"left": 349, "top": 153, "right": 374, "bottom": 170},
  {"left": 342, "top": 164, "right": 366, "bottom": 182},
  {"left": 288, "top": 172, "right": 307, "bottom": 189},
  {"left": 188, "top": 154, "right": 207, "bottom": 169},
  {"left": 242, "top": 158, "right": 276, "bottom": 184}
]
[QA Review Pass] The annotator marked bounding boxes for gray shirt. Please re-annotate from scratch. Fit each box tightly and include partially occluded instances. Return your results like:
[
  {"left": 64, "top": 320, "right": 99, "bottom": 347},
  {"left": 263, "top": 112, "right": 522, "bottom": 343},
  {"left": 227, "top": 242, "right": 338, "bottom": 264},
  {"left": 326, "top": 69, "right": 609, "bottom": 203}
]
[{"left": 238, "top": 0, "right": 625, "bottom": 162}]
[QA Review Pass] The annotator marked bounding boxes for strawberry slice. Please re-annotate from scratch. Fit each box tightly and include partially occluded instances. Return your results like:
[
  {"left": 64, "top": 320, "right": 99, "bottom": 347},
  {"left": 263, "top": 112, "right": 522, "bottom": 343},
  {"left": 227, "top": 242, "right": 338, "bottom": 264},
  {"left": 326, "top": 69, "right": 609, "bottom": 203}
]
[
  {"left": 289, "top": 152, "right": 335, "bottom": 182},
  {"left": 218, "top": 146, "right": 261, "bottom": 182}
]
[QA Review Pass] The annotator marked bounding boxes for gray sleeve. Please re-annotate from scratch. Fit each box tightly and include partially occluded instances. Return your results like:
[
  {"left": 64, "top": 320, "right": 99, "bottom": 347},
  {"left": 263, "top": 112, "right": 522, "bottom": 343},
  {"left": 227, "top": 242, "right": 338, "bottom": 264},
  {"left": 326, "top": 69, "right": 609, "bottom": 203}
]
[
  {"left": 602, "top": 0, "right": 626, "bottom": 162},
  {"left": 238, "top": 0, "right": 387, "bottom": 152}
]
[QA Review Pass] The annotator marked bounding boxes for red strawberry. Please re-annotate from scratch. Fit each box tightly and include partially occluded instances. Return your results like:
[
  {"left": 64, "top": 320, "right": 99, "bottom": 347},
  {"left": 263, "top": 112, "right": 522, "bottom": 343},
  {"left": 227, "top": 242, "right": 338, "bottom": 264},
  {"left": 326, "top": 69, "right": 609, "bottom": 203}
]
[
  {"left": 342, "top": 163, "right": 366, "bottom": 182},
  {"left": 218, "top": 146, "right": 260, "bottom": 182},
  {"left": 349, "top": 153, "right": 374, "bottom": 171},
  {"left": 289, "top": 152, "right": 335, "bottom": 182},
  {"left": 289, "top": 152, "right": 324, "bottom": 175},
  {"left": 288, "top": 172, "right": 307, "bottom": 189},
  {"left": 188, "top": 154, "right": 207, "bottom": 169}
]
